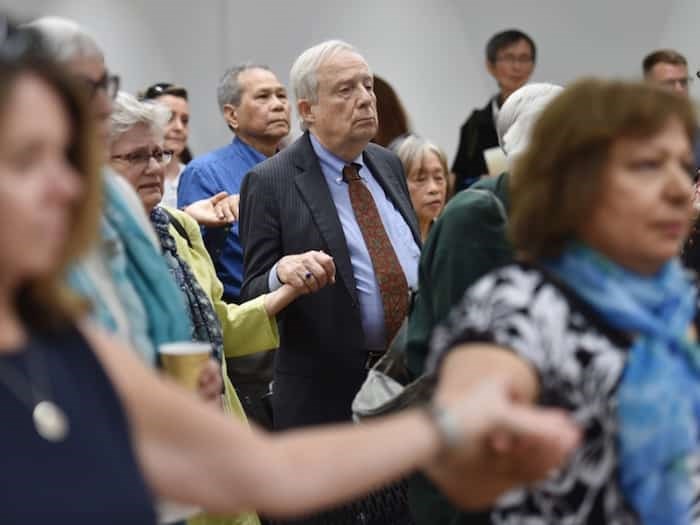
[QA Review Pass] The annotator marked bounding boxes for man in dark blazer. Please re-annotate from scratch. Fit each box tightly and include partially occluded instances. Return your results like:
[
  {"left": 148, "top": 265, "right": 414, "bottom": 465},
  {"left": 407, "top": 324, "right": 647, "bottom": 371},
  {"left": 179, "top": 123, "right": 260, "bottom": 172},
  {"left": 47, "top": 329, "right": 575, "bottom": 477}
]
[
  {"left": 239, "top": 40, "right": 421, "bottom": 435},
  {"left": 452, "top": 29, "right": 536, "bottom": 191}
]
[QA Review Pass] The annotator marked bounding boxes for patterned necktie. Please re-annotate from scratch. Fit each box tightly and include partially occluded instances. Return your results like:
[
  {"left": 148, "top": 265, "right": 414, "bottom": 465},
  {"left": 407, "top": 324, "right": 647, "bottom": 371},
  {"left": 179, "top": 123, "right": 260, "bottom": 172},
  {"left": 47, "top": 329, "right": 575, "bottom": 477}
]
[{"left": 343, "top": 163, "right": 409, "bottom": 345}]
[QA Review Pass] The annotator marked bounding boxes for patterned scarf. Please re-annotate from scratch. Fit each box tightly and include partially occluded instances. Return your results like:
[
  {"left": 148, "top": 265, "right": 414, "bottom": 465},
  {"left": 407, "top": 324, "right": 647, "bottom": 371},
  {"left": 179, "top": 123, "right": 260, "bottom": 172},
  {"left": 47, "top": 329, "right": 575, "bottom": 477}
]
[
  {"left": 545, "top": 243, "right": 700, "bottom": 525},
  {"left": 150, "top": 207, "right": 223, "bottom": 362}
]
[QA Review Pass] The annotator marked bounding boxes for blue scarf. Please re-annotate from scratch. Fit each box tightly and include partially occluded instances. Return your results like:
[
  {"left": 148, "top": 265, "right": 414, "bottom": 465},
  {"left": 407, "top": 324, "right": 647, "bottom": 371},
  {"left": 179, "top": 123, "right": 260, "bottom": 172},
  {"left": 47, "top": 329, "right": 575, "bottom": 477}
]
[
  {"left": 101, "top": 175, "right": 191, "bottom": 358},
  {"left": 545, "top": 243, "right": 700, "bottom": 525}
]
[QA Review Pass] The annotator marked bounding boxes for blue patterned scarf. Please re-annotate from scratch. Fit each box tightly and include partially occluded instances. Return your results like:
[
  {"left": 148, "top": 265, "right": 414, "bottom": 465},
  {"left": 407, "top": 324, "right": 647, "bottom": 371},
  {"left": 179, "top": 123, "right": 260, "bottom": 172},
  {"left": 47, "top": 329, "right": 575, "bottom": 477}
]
[
  {"left": 150, "top": 207, "right": 223, "bottom": 362},
  {"left": 545, "top": 243, "right": 700, "bottom": 525}
]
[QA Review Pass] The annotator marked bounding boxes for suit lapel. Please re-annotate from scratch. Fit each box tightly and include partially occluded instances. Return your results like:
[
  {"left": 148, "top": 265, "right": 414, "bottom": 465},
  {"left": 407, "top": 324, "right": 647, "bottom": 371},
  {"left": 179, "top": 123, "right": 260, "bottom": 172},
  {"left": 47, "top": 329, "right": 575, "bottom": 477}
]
[
  {"left": 363, "top": 149, "right": 422, "bottom": 246},
  {"left": 293, "top": 136, "right": 359, "bottom": 306}
]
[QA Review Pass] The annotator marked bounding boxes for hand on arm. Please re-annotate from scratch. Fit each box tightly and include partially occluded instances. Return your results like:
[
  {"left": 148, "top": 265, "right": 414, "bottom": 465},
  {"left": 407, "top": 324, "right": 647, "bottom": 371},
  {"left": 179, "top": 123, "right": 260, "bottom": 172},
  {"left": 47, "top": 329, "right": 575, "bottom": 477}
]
[{"left": 426, "top": 345, "right": 580, "bottom": 510}]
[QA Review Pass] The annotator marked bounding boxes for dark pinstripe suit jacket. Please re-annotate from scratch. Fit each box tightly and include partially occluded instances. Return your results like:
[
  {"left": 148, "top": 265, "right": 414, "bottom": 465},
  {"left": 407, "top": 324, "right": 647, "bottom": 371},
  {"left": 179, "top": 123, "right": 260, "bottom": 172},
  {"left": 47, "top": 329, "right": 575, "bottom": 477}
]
[{"left": 239, "top": 132, "right": 420, "bottom": 429}]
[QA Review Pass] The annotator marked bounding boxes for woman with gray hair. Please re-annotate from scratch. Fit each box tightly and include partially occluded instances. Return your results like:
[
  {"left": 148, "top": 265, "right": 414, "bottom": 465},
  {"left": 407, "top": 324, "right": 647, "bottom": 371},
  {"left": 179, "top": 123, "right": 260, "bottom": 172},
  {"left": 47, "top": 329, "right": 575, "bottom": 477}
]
[
  {"left": 496, "top": 82, "right": 564, "bottom": 162},
  {"left": 107, "top": 91, "right": 311, "bottom": 391},
  {"left": 393, "top": 136, "right": 448, "bottom": 241},
  {"left": 108, "top": 91, "right": 318, "bottom": 524}
]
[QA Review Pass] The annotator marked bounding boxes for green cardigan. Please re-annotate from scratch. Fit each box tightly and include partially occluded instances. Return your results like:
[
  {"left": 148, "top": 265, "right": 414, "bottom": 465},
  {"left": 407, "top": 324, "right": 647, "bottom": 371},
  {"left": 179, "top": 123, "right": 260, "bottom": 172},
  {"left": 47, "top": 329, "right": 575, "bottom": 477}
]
[
  {"left": 165, "top": 207, "right": 279, "bottom": 359},
  {"left": 404, "top": 173, "right": 512, "bottom": 525}
]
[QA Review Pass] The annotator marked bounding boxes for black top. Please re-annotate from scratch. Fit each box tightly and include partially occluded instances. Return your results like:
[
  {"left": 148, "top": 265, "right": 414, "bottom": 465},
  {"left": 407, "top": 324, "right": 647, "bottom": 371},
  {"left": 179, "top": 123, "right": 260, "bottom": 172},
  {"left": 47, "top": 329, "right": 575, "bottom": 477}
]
[
  {"left": 451, "top": 98, "right": 500, "bottom": 191},
  {"left": 0, "top": 325, "right": 156, "bottom": 525}
]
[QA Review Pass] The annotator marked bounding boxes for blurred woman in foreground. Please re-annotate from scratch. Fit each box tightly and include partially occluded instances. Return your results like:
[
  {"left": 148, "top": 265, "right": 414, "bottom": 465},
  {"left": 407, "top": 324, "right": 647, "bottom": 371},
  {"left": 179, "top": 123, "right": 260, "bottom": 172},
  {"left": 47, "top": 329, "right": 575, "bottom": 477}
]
[
  {"left": 428, "top": 78, "right": 700, "bottom": 524},
  {"left": 0, "top": 21, "right": 578, "bottom": 524}
]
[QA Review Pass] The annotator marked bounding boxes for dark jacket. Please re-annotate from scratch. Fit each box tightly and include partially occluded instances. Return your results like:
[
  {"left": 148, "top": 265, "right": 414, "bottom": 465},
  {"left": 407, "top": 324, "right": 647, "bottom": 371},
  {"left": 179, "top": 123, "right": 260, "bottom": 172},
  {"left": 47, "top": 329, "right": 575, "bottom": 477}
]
[
  {"left": 239, "top": 132, "right": 420, "bottom": 430},
  {"left": 405, "top": 172, "right": 512, "bottom": 525},
  {"left": 451, "top": 99, "right": 500, "bottom": 191}
]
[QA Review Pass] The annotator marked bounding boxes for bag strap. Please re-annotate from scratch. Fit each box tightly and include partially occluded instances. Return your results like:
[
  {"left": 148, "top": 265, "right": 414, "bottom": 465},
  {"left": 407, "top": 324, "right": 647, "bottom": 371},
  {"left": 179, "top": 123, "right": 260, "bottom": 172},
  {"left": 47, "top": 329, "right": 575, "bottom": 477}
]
[{"left": 161, "top": 208, "right": 193, "bottom": 248}]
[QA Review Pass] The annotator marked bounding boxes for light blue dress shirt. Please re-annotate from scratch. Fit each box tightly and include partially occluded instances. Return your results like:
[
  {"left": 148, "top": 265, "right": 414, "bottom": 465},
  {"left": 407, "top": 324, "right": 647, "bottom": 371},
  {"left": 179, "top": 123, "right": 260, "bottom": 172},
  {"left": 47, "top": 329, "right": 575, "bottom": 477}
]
[{"left": 270, "top": 134, "right": 420, "bottom": 350}]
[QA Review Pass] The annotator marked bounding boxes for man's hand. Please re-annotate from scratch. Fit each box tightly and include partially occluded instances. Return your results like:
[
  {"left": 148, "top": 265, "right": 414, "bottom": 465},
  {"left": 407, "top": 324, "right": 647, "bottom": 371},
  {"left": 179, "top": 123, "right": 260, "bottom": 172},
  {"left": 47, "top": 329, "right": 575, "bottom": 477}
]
[
  {"left": 183, "top": 192, "right": 237, "bottom": 227},
  {"left": 276, "top": 251, "right": 336, "bottom": 293},
  {"left": 197, "top": 358, "right": 223, "bottom": 408}
]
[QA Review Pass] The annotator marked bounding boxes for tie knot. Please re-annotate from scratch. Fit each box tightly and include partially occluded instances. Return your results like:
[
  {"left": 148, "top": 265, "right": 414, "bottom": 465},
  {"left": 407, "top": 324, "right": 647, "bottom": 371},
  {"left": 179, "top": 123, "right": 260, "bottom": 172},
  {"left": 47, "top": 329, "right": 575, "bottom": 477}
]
[{"left": 342, "top": 163, "right": 362, "bottom": 183}]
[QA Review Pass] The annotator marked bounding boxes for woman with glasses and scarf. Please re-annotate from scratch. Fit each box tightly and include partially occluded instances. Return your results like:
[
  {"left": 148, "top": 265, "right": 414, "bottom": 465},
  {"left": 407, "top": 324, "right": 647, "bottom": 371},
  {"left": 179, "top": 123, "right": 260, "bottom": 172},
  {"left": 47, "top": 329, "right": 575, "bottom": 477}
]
[{"left": 107, "top": 90, "right": 304, "bottom": 396}]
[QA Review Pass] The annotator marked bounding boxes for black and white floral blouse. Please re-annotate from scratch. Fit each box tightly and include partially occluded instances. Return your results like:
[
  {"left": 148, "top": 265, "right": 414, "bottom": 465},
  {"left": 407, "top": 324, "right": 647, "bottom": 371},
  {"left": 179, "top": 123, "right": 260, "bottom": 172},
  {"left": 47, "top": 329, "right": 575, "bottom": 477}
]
[{"left": 428, "top": 263, "right": 700, "bottom": 524}]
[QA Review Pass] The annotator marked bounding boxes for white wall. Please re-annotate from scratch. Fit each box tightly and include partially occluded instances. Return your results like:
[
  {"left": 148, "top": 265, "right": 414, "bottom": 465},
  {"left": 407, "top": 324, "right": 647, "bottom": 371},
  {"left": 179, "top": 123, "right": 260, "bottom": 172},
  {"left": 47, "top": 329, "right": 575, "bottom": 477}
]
[{"left": 3, "top": 0, "right": 697, "bottom": 164}]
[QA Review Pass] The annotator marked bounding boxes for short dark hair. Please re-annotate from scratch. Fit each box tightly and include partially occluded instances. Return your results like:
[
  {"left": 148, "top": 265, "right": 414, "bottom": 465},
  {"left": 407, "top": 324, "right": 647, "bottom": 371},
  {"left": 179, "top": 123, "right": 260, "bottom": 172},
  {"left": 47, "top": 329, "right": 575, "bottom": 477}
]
[
  {"left": 486, "top": 29, "right": 536, "bottom": 64},
  {"left": 642, "top": 49, "right": 687, "bottom": 76}
]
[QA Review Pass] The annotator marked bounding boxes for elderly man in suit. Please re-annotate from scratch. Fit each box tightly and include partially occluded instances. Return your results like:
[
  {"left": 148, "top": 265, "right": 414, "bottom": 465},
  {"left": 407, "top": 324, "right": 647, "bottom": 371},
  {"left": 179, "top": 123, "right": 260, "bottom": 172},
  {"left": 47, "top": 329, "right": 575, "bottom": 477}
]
[{"left": 239, "top": 39, "right": 420, "bottom": 523}]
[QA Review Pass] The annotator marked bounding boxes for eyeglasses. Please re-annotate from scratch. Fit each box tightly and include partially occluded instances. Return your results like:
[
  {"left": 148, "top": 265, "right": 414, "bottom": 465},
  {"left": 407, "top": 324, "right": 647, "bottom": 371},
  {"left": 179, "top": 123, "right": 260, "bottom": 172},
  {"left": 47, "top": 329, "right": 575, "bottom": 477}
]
[
  {"left": 660, "top": 77, "right": 693, "bottom": 89},
  {"left": 79, "top": 72, "right": 120, "bottom": 101},
  {"left": 495, "top": 54, "right": 534, "bottom": 66},
  {"left": 110, "top": 148, "right": 173, "bottom": 170},
  {"left": 143, "top": 82, "right": 174, "bottom": 100}
]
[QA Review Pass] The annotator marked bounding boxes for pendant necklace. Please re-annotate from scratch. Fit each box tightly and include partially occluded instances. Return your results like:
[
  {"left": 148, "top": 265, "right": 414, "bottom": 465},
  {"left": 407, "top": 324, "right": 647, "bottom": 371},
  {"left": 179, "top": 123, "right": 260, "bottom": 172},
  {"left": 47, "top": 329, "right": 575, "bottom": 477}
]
[{"left": 0, "top": 343, "right": 69, "bottom": 442}]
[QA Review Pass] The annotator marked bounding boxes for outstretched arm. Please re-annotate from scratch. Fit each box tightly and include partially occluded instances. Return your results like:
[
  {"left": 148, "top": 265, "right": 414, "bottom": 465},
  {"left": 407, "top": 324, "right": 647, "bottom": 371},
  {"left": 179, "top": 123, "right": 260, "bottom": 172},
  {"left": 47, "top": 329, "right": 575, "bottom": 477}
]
[{"left": 83, "top": 322, "right": 578, "bottom": 518}]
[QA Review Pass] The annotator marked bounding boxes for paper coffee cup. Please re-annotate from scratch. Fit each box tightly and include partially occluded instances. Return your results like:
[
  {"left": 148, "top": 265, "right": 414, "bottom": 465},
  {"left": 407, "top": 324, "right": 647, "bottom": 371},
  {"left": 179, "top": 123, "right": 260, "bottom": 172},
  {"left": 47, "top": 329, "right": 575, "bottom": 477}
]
[
  {"left": 483, "top": 146, "right": 508, "bottom": 176},
  {"left": 159, "top": 341, "right": 211, "bottom": 392}
]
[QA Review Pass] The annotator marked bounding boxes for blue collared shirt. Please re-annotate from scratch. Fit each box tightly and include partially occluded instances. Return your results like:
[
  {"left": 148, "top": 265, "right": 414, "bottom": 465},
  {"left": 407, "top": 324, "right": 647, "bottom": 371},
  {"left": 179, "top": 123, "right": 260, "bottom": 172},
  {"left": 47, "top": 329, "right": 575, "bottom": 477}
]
[
  {"left": 271, "top": 134, "right": 419, "bottom": 350},
  {"left": 178, "top": 136, "right": 268, "bottom": 301}
]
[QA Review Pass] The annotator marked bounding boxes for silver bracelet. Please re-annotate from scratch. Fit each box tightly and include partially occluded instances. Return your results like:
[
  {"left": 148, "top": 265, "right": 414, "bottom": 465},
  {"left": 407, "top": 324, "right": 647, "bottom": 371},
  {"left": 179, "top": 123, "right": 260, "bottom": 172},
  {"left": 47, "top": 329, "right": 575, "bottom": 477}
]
[{"left": 425, "top": 402, "right": 463, "bottom": 455}]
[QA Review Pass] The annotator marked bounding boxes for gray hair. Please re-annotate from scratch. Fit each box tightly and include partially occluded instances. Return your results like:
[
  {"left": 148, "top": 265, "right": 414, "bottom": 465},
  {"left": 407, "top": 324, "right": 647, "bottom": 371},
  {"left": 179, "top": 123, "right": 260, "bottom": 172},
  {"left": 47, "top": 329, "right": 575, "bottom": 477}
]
[
  {"left": 496, "top": 82, "right": 563, "bottom": 161},
  {"left": 24, "top": 16, "right": 103, "bottom": 63},
  {"left": 109, "top": 92, "right": 170, "bottom": 145},
  {"left": 290, "top": 40, "right": 367, "bottom": 130},
  {"left": 216, "top": 63, "right": 271, "bottom": 113},
  {"left": 392, "top": 135, "right": 448, "bottom": 178}
]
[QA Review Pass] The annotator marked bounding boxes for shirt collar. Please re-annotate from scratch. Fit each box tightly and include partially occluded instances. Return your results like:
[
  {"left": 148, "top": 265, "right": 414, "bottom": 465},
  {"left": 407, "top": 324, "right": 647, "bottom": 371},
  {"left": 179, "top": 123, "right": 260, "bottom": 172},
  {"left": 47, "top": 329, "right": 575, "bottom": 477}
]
[
  {"left": 232, "top": 135, "right": 268, "bottom": 164},
  {"left": 309, "top": 133, "right": 365, "bottom": 185}
]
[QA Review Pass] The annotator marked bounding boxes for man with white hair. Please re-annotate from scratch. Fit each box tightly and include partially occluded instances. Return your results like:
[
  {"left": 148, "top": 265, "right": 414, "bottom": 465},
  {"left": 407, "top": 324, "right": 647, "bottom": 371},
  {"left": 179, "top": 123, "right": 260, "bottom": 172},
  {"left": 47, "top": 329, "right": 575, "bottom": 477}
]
[
  {"left": 27, "top": 16, "right": 192, "bottom": 364},
  {"left": 239, "top": 40, "right": 420, "bottom": 523},
  {"left": 405, "top": 82, "right": 562, "bottom": 525}
]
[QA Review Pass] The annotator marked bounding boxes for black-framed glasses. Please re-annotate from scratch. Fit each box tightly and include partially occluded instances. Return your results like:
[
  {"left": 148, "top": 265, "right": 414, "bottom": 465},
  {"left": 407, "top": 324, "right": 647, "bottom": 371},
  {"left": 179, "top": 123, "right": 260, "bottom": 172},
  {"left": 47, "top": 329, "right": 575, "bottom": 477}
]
[
  {"left": 495, "top": 53, "right": 534, "bottom": 66},
  {"left": 110, "top": 148, "right": 173, "bottom": 170},
  {"left": 660, "top": 76, "right": 693, "bottom": 89},
  {"left": 79, "top": 72, "right": 120, "bottom": 101},
  {"left": 143, "top": 82, "right": 173, "bottom": 100}
]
